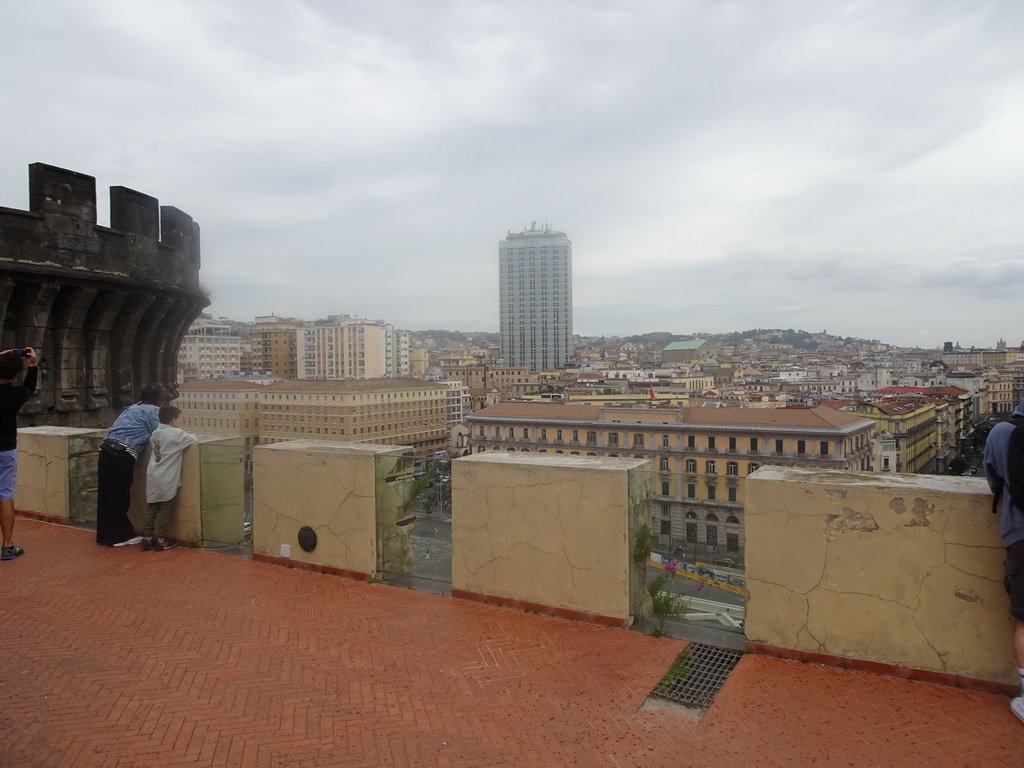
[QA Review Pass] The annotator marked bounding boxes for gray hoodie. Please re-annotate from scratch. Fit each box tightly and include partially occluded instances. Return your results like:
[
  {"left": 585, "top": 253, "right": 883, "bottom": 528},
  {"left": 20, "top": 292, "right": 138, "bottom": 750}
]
[{"left": 984, "top": 399, "right": 1024, "bottom": 548}]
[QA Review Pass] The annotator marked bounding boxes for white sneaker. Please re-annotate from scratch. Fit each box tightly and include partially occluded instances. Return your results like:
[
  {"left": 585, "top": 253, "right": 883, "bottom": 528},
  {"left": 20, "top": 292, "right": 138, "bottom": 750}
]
[
  {"left": 1011, "top": 697, "right": 1024, "bottom": 725},
  {"left": 113, "top": 536, "right": 144, "bottom": 547}
]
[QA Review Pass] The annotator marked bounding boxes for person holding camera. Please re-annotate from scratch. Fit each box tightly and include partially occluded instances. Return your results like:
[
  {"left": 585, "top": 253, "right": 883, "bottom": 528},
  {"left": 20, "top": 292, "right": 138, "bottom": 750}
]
[
  {"left": 96, "top": 383, "right": 167, "bottom": 547},
  {"left": 0, "top": 347, "right": 38, "bottom": 561}
]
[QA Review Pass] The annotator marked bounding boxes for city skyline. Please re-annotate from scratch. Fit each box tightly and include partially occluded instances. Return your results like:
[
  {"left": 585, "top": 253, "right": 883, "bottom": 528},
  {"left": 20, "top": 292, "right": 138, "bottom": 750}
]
[{"left": 1, "top": 1, "right": 1022, "bottom": 348}]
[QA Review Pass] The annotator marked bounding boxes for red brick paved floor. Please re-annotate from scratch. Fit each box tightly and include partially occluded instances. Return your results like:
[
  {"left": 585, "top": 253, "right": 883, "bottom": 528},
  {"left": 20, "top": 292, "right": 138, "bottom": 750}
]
[{"left": 2, "top": 520, "right": 1024, "bottom": 768}]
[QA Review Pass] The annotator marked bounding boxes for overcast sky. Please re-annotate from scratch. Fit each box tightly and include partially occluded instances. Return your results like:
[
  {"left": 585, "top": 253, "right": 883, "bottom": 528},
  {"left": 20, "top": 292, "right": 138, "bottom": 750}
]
[{"left": 1, "top": 1, "right": 1022, "bottom": 348}]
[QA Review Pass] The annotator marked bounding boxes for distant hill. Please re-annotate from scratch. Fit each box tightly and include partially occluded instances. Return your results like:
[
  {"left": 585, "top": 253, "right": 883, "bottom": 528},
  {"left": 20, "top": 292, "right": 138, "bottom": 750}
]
[{"left": 620, "top": 328, "right": 882, "bottom": 350}]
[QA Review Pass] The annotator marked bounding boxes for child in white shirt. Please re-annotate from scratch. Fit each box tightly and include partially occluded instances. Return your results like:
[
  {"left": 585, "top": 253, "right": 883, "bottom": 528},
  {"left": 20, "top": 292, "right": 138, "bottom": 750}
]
[{"left": 141, "top": 406, "right": 199, "bottom": 551}]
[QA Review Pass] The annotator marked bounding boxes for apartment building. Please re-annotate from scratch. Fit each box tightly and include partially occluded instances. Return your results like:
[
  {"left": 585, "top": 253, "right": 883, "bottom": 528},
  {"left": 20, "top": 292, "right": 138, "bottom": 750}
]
[
  {"left": 259, "top": 379, "right": 448, "bottom": 456},
  {"left": 297, "top": 318, "right": 409, "bottom": 380},
  {"left": 840, "top": 399, "right": 938, "bottom": 473},
  {"left": 250, "top": 316, "right": 300, "bottom": 378},
  {"left": 465, "top": 402, "right": 874, "bottom": 565},
  {"left": 177, "top": 316, "right": 243, "bottom": 381}
]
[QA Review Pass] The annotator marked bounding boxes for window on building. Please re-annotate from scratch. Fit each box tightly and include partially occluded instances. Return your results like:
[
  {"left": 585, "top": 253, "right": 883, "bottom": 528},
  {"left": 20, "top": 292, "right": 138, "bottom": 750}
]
[
  {"left": 660, "top": 457, "right": 670, "bottom": 471},
  {"left": 508, "top": 427, "right": 514, "bottom": 439},
  {"left": 586, "top": 431, "right": 596, "bottom": 445},
  {"left": 726, "top": 461, "right": 738, "bottom": 476},
  {"left": 748, "top": 463, "right": 760, "bottom": 474},
  {"left": 687, "top": 435, "right": 695, "bottom": 448},
  {"left": 687, "top": 483, "right": 696, "bottom": 498},
  {"left": 728, "top": 486, "right": 738, "bottom": 502},
  {"left": 706, "top": 460, "right": 716, "bottom": 474},
  {"left": 708, "top": 436, "right": 716, "bottom": 450},
  {"left": 660, "top": 519, "right": 671, "bottom": 536},
  {"left": 633, "top": 433, "right": 644, "bottom": 447},
  {"left": 820, "top": 440, "right": 830, "bottom": 456},
  {"left": 728, "top": 437, "right": 737, "bottom": 450},
  {"left": 750, "top": 437, "right": 759, "bottom": 451},
  {"left": 706, "top": 525, "right": 718, "bottom": 547},
  {"left": 556, "top": 429, "right": 563, "bottom": 441},
  {"left": 686, "top": 523, "right": 698, "bottom": 544},
  {"left": 661, "top": 480, "right": 670, "bottom": 495},
  {"left": 798, "top": 440, "right": 806, "bottom": 454},
  {"left": 726, "top": 533, "right": 739, "bottom": 553},
  {"left": 685, "top": 458, "right": 697, "bottom": 473},
  {"left": 541, "top": 428, "right": 547, "bottom": 440},
  {"left": 572, "top": 430, "right": 579, "bottom": 443},
  {"left": 775, "top": 439, "right": 784, "bottom": 453},
  {"left": 883, "top": 457, "right": 891, "bottom": 471},
  {"left": 707, "top": 483, "right": 717, "bottom": 500},
  {"left": 662, "top": 434, "right": 670, "bottom": 447},
  {"left": 608, "top": 432, "right": 619, "bottom": 446}
]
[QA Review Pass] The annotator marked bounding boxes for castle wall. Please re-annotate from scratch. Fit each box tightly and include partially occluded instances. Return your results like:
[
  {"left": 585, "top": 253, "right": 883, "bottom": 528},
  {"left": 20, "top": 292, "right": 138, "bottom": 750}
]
[{"left": 0, "top": 163, "right": 209, "bottom": 427}]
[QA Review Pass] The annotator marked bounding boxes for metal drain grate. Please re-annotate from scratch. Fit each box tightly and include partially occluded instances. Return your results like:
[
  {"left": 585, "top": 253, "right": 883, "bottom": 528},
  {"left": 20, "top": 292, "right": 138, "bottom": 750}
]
[{"left": 650, "top": 643, "right": 742, "bottom": 708}]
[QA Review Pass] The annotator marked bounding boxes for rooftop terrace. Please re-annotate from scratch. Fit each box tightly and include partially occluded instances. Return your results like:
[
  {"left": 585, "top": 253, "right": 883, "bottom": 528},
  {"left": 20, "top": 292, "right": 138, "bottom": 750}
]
[{"left": 4, "top": 519, "right": 1024, "bottom": 767}]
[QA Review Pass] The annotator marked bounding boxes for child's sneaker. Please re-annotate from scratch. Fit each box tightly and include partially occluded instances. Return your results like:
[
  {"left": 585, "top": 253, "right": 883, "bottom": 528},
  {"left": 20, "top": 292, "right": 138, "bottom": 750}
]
[
  {"left": 153, "top": 538, "right": 177, "bottom": 551},
  {"left": 2, "top": 544, "right": 25, "bottom": 560},
  {"left": 1012, "top": 697, "right": 1024, "bottom": 725}
]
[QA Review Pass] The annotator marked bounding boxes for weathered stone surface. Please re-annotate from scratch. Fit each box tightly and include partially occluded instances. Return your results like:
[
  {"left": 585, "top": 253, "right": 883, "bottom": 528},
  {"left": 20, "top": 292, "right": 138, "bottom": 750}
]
[
  {"left": 746, "top": 466, "right": 1012, "bottom": 685},
  {"left": 451, "top": 453, "right": 651, "bottom": 624}
]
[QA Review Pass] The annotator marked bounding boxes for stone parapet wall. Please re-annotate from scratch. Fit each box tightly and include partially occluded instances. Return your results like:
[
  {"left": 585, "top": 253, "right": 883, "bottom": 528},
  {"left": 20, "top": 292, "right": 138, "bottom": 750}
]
[
  {"left": 251, "top": 440, "right": 412, "bottom": 580},
  {"left": 451, "top": 453, "right": 651, "bottom": 626},
  {"left": 745, "top": 466, "right": 1012, "bottom": 688}
]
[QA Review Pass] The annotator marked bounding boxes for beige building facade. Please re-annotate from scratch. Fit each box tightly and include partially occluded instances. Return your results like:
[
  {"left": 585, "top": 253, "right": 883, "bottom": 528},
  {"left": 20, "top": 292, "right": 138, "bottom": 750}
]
[
  {"left": 177, "top": 381, "right": 264, "bottom": 451},
  {"left": 258, "top": 379, "right": 448, "bottom": 456}
]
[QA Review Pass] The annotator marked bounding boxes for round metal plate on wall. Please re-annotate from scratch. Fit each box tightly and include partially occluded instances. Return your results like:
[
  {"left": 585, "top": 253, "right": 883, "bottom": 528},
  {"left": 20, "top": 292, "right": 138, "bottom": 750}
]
[{"left": 297, "top": 526, "right": 317, "bottom": 552}]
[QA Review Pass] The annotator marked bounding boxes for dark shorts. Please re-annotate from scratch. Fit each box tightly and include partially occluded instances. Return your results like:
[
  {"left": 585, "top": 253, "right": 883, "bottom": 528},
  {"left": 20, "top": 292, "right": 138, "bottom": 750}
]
[{"left": 1005, "top": 541, "right": 1024, "bottom": 622}]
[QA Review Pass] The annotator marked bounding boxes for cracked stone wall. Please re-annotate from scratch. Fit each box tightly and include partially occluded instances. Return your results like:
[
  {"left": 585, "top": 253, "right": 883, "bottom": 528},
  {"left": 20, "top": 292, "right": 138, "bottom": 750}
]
[
  {"left": 252, "top": 440, "right": 408, "bottom": 577},
  {"left": 746, "top": 466, "right": 1013, "bottom": 685},
  {"left": 15, "top": 426, "right": 104, "bottom": 522},
  {"left": 451, "top": 453, "right": 651, "bottom": 624}
]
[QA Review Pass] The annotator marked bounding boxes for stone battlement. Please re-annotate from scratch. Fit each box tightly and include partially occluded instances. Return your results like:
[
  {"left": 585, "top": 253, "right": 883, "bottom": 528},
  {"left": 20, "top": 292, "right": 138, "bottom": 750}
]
[
  {"left": 0, "top": 163, "right": 201, "bottom": 292},
  {"left": 0, "top": 163, "right": 209, "bottom": 427}
]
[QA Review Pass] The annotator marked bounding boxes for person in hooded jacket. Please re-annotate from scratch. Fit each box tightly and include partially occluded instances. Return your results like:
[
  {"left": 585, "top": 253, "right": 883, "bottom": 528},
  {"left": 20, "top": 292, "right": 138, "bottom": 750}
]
[{"left": 984, "top": 398, "right": 1024, "bottom": 724}]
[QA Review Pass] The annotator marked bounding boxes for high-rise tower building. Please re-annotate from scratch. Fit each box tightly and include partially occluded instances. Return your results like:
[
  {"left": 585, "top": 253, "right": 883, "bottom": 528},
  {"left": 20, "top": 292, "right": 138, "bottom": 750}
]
[{"left": 499, "top": 222, "right": 573, "bottom": 371}]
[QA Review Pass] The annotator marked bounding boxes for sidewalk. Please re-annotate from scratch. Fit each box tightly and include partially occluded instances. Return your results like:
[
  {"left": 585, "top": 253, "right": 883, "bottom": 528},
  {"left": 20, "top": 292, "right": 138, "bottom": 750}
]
[{"left": 2, "top": 519, "right": 1022, "bottom": 767}]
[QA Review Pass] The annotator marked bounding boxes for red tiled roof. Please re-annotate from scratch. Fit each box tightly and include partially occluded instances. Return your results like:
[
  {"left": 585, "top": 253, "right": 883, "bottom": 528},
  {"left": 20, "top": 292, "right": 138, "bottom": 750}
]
[{"left": 679, "top": 406, "right": 871, "bottom": 429}]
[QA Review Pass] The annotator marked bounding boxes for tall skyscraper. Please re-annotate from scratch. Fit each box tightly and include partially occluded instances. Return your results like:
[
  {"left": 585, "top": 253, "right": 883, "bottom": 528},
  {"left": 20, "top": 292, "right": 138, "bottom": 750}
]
[{"left": 499, "top": 222, "right": 573, "bottom": 371}]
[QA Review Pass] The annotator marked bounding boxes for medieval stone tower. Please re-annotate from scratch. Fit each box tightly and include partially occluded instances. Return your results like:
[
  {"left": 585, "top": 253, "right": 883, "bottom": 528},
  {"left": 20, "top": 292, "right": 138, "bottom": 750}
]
[{"left": 0, "top": 162, "right": 209, "bottom": 428}]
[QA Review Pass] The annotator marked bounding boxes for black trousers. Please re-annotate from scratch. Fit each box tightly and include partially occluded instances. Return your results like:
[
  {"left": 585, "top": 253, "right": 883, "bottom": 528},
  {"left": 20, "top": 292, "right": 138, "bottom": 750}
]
[{"left": 95, "top": 443, "right": 138, "bottom": 545}]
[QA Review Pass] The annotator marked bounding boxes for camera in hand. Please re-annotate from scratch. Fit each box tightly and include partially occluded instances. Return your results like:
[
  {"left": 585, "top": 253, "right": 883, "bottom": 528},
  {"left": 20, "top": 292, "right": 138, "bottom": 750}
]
[{"left": 12, "top": 348, "right": 30, "bottom": 357}]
